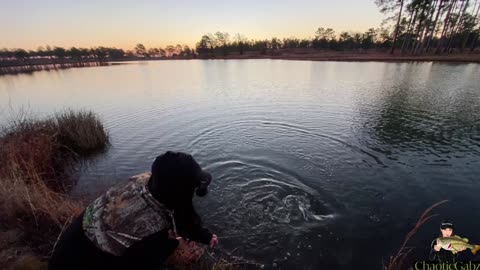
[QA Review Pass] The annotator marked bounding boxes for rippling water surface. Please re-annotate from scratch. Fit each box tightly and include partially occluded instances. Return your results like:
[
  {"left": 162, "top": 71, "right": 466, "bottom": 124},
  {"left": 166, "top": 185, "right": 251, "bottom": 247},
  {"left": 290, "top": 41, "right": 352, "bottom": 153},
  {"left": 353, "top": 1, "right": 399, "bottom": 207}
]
[{"left": 1, "top": 60, "right": 480, "bottom": 269}]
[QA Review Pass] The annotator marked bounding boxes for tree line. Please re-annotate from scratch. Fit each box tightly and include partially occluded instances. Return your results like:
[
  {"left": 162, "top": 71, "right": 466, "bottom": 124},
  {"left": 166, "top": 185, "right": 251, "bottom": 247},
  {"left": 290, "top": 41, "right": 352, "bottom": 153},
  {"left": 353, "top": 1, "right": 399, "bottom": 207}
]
[
  {"left": 195, "top": 29, "right": 394, "bottom": 56},
  {"left": 195, "top": 0, "right": 479, "bottom": 56},
  {"left": 132, "top": 43, "right": 195, "bottom": 58},
  {"left": 0, "top": 46, "right": 126, "bottom": 63},
  {"left": 377, "top": 0, "right": 480, "bottom": 54},
  {"left": 2, "top": 0, "right": 479, "bottom": 63},
  {"left": 0, "top": 43, "right": 196, "bottom": 64}
]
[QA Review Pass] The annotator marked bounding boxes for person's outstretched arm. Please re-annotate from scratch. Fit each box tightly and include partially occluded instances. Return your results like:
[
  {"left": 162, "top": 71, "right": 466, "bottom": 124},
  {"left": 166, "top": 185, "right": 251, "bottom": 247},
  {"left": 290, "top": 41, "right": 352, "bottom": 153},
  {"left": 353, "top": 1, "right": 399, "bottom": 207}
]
[{"left": 174, "top": 203, "right": 213, "bottom": 244}]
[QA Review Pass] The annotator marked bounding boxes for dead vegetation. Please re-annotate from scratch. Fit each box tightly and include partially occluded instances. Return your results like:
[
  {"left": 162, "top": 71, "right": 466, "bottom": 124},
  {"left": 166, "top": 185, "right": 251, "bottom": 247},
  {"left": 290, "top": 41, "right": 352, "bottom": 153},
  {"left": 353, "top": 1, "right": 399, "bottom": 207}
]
[
  {"left": 384, "top": 200, "right": 449, "bottom": 270},
  {"left": 0, "top": 110, "right": 109, "bottom": 269}
]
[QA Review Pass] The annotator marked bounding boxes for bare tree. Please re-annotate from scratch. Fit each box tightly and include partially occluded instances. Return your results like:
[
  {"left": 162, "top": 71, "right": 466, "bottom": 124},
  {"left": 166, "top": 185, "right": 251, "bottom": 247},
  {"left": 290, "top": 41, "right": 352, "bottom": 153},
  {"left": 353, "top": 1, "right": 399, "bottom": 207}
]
[
  {"left": 376, "top": 0, "right": 406, "bottom": 54},
  {"left": 215, "top": 32, "right": 230, "bottom": 56},
  {"left": 134, "top": 43, "right": 147, "bottom": 57},
  {"left": 425, "top": 0, "right": 445, "bottom": 52},
  {"left": 436, "top": 0, "right": 457, "bottom": 53}
]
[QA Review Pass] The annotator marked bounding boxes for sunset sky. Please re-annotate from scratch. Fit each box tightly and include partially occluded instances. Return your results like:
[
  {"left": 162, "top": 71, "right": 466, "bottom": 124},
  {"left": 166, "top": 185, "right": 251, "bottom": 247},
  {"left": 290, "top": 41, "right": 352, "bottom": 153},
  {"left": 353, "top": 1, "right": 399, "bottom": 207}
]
[{"left": 1, "top": 0, "right": 384, "bottom": 50}]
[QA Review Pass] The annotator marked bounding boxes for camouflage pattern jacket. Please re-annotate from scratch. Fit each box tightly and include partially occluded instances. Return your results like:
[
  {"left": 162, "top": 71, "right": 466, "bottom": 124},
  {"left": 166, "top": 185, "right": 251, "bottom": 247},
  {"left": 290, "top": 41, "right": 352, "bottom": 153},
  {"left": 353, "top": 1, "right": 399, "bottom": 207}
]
[{"left": 82, "top": 173, "right": 173, "bottom": 256}]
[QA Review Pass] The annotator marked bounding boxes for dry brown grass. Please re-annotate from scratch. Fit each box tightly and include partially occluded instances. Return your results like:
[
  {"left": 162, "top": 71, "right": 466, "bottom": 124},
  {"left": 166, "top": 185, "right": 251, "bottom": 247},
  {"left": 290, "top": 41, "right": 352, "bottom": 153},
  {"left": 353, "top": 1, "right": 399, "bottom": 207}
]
[
  {"left": 384, "top": 200, "right": 449, "bottom": 270},
  {"left": 165, "top": 241, "right": 244, "bottom": 270},
  {"left": 54, "top": 110, "right": 109, "bottom": 155},
  {"left": 166, "top": 240, "right": 207, "bottom": 269},
  {"left": 0, "top": 158, "right": 83, "bottom": 246},
  {"left": 0, "top": 110, "right": 109, "bottom": 268},
  {"left": 0, "top": 110, "right": 109, "bottom": 192},
  {"left": 210, "top": 261, "right": 242, "bottom": 270}
]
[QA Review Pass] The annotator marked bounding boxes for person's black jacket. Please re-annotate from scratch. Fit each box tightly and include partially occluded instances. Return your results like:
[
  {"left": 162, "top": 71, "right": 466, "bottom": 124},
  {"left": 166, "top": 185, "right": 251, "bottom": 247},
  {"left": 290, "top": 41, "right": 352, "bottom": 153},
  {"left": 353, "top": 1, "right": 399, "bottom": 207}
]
[{"left": 49, "top": 203, "right": 212, "bottom": 270}]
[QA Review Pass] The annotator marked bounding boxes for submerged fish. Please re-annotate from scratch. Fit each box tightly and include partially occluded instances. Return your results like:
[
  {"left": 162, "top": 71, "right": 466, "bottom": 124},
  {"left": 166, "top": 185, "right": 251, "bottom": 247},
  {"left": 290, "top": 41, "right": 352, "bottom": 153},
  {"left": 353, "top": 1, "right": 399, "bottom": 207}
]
[{"left": 436, "top": 235, "right": 480, "bottom": 255}]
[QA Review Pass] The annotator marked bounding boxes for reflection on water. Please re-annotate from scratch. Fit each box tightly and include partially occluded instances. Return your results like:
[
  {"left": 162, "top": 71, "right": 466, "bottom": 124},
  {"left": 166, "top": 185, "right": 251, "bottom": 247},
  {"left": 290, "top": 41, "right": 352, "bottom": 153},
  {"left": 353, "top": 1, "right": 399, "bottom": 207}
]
[
  {"left": 363, "top": 64, "right": 480, "bottom": 161},
  {"left": 1, "top": 60, "right": 480, "bottom": 269}
]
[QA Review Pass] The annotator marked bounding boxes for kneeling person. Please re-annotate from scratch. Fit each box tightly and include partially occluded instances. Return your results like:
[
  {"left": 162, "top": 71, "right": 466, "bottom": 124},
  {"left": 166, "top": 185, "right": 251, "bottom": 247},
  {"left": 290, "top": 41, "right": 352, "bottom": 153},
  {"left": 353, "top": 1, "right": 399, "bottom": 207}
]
[{"left": 49, "top": 151, "right": 218, "bottom": 270}]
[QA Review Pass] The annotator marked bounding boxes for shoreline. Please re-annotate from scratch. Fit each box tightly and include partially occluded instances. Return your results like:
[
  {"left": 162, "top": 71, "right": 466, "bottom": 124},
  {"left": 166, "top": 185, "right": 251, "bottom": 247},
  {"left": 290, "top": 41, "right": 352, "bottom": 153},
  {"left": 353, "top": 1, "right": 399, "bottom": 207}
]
[
  {"left": 262, "top": 56, "right": 480, "bottom": 63},
  {"left": 196, "top": 52, "right": 480, "bottom": 63},
  {"left": 1, "top": 52, "right": 479, "bottom": 76}
]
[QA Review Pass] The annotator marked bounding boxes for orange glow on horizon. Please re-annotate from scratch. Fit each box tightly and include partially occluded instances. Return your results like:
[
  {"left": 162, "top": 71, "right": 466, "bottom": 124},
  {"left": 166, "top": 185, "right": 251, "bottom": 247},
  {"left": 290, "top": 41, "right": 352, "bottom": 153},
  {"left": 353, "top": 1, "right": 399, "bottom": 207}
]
[{"left": 1, "top": 1, "right": 384, "bottom": 51}]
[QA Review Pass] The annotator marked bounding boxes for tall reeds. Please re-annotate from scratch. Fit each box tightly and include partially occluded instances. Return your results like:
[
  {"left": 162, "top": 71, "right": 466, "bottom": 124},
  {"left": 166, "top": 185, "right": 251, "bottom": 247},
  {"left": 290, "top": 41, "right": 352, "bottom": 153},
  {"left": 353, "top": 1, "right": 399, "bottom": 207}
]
[
  {"left": 0, "top": 110, "right": 109, "bottom": 256},
  {"left": 384, "top": 200, "right": 449, "bottom": 270}
]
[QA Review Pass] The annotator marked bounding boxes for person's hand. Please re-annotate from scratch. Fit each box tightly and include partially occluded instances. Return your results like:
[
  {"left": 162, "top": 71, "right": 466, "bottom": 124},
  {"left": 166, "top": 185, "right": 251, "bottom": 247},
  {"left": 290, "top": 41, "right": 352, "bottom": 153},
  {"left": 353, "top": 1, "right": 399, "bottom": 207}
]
[
  {"left": 434, "top": 244, "right": 442, "bottom": 251},
  {"left": 168, "top": 229, "right": 182, "bottom": 240},
  {"left": 209, "top": 234, "right": 219, "bottom": 248}
]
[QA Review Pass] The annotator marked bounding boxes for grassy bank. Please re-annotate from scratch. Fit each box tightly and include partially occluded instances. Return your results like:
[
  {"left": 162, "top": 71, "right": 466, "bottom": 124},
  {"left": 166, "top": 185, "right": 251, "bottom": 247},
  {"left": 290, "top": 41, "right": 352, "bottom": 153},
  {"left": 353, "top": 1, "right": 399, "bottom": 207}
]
[
  {"left": 0, "top": 110, "right": 240, "bottom": 270},
  {"left": 0, "top": 110, "right": 109, "bottom": 269}
]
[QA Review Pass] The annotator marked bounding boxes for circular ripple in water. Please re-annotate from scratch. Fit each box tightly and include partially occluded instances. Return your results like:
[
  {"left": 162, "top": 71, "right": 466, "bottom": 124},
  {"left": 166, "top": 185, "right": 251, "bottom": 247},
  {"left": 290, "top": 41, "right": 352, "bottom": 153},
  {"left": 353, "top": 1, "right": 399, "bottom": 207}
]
[
  {"left": 195, "top": 155, "right": 338, "bottom": 260},
  {"left": 233, "top": 179, "right": 334, "bottom": 228}
]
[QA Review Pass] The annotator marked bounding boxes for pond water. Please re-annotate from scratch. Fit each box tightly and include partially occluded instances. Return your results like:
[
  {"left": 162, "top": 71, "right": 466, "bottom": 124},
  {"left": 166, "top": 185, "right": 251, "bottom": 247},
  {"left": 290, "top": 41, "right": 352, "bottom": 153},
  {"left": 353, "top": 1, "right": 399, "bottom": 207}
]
[{"left": 1, "top": 60, "right": 479, "bottom": 269}]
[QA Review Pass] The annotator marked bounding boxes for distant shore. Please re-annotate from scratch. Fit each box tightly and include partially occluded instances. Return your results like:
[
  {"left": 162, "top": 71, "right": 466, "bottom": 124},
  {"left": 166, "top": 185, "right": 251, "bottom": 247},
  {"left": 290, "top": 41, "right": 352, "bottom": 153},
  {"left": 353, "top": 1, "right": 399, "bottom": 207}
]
[
  {"left": 198, "top": 50, "right": 480, "bottom": 63},
  {"left": 2, "top": 50, "right": 479, "bottom": 75}
]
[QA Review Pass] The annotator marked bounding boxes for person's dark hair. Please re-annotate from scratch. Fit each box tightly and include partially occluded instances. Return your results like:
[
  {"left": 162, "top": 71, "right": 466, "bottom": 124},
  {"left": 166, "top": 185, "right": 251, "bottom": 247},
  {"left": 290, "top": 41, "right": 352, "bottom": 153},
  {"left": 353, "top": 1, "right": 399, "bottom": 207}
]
[{"left": 148, "top": 151, "right": 212, "bottom": 209}]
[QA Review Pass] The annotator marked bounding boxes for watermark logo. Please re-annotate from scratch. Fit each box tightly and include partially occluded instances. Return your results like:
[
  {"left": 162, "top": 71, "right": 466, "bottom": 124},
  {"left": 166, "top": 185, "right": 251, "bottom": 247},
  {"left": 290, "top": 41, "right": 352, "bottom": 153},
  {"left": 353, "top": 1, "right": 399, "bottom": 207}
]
[{"left": 414, "top": 261, "right": 480, "bottom": 270}]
